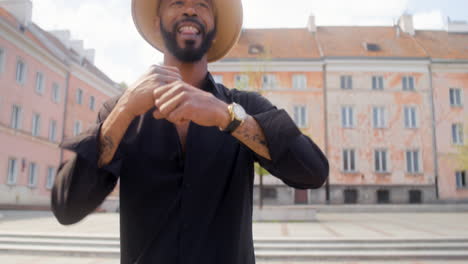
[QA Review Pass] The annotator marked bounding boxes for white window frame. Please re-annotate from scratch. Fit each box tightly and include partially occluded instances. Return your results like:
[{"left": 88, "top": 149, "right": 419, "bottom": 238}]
[
  {"left": 262, "top": 74, "right": 278, "bottom": 90},
  {"left": 343, "top": 149, "right": 357, "bottom": 173},
  {"left": 449, "top": 88, "right": 463, "bottom": 107},
  {"left": 16, "top": 58, "right": 27, "bottom": 84},
  {"left": 372, "top": 76, "right": 384, "bottom": 90},
  {"left": 340, "top": 75, "right": 353, "bottom": 90},
  {"left": 7, "top": 158, "right": 18, "bottom": 185},
  {"left": 89, "top": 95, "right": 96, "bottom": 111},
  {"left": 372, "top": 106, "right": 387, "bottom": 128},
  {"left": 341, "top": 106, "right": 355, "bottom": 128},
  {"left": 293, "top": 105, "right": 307, "bottom": 128},
  {"left": 32, "top": 113, "right": 41, "bottom": 137},
  {"left": 73, "top": 120, "right": 82, "bottom": 136},
  {"left": 374, "top": 149, "right": 389, "bottom": 173},
  {"left": 49, "top": 119, "right": 57, "bottom": 142},
  {"left": 292, "top": 74, "right": 307, "bottom": 90},
  {"left": 28, "top": 162, "right": 38, "bottom": 187},
  {"left": 234, "top": 74, "right": 249, "bottom": 89},
  {"left": 212, "top": 75, "right": 223, "bottom": 84},
  {"left": 456, "top": 171, "right": 467, "bottom": 189},
  {"left": 52, "top": 83, "right": 60, "bottom": 103},
  {"left": 76, "top": 88, "right": 83, "bottom": 105},
  {"left": 402, "top": 76, "right": 415, "bottom": 91},
  {"left": 452, "top": 123, "right": 464, "bottom": 145},
  {"left": 404, "top": 106, "right": 418, "bottom": 129},
  {"left": 406, "top": 150, "right": 421, "bottom": 174},
  {"left": 10, "top": 104, "right": 22, "bottom": 130},
  {"left": 46, "top": 167, "right": 56, "bottom": 189},
  {"left": 35, "top": 72, "right": 45, "bottom": 95},
  {"left": 0, "top": 47, "right": 5, "bottom": 74}
]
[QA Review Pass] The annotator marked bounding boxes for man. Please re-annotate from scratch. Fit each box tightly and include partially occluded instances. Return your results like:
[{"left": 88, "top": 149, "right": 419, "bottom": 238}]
[{"left": 52, "top": 0, "right": 329, "bottom": 263}]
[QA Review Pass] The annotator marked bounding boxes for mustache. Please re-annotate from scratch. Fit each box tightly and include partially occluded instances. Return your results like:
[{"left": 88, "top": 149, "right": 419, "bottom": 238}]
[{"left": 173, "top": 17, "right": 206, "bottom": 35}]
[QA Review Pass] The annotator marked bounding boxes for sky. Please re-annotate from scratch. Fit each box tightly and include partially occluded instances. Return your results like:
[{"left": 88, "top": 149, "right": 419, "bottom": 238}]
[{"left": 31, "top": 0, "right": 468, "bottom": 85}]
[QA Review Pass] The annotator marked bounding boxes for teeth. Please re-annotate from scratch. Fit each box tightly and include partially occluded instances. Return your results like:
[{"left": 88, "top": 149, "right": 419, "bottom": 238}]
[{"left": 178, "top": 26, "right": 200, "bottom": 34}]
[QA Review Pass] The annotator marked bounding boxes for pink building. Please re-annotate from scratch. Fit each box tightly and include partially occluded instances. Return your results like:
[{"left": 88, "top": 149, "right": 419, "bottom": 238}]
[
  {"left": 211, "top": 15, "right": 468, "bottom": 204},
  {"left": 0, "top": 1, "right": 121, "bottom": 208}
]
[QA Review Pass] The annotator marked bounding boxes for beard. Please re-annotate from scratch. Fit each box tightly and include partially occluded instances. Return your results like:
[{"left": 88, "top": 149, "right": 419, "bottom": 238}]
[{"left": 160, "top": 17, "right": 216, "bottom": 63}]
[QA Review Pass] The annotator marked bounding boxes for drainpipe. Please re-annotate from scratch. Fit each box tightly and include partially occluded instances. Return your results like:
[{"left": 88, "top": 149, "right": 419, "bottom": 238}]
[
  {"left": 323, "top": 63, "right": 330, "bottom": 204},
  {"left": 59, "top": 71, "right": 70, "bottom": 165},
  {"left": 428, "top": 63, "right": 440, "bottom": 200}
]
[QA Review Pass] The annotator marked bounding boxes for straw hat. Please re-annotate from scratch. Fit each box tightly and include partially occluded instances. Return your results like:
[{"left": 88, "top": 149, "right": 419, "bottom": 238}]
[{"left": 131, "top": 0, "right": 243, "bottom": 62}]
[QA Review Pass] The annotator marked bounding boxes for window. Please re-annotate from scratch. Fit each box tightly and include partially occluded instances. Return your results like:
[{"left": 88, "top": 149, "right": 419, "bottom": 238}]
[
  {"left": 7, "top": 158, "right": 18, "bottom": 185},
  {"left": 341, "top": 106, "right": 355, "bottom": 128},
  {"left": 409, "top": 190, "right": 422, "bottom": 204},
  {"left": 263, "top": 187, "right": 277, "bottom": 199},
  {"left": 76, "top": 88, "right": 83, "bottom": 105},
  {"left": 404, "top": 106, "right": 418, "bottom": 128},
  {"left": 32, "top": 113, "right": 41, "bottom": 137},
  {"left": 372, "top": 76, "right": 384, "bottom": 90},
  {"left": 373, "top": 106, "right": 386, "bottom": 128},
  {"left": 49, "top": 120, "right": 57, "bottom": 142},
  {"left": 452, "top": 123, "right": 464, "bottom": 145},
  {"left": 52, "top": 83, "right": 60, "bottom": 103},
  {"left": 28, "top": 162, "right": 38, "bottom": 187},
  {"left": 262, "top": 74, "right": 278, "bottom": 89},
  {"left": 89, "top": 96, "right": 96, "bottom": 111},
  {"left": 35, "top": 72, "right": 44, "bottom": 94},
  {"left": 212, "top": 75, "right": 223, "bottom": 84},
  {"left": 0, "top": 47, "right": 5, "bottom": 73},
  {"left": 449, "top": 88, "right": 463, "bottom": 107},
  {"left": 292, "top": 74, "right": 307, "bottom": 90},
  {"left": 16, "top": 59, "right": 26, "bottom": 84},
  {"left": 344, "top": 189, "right": 358, "bottom": 204},
  {"left": 234, "top": 74, "right": 249, "bottom": 89},
  {"left": 10, "top": 105, "right": 22, "bottom": 130},
  {"left": 73, "top": 120, "right": 82, "bottom": 136},
  {"left": 402, "top": 76, "right": 415, "bottom": 91},
  {"left": 456, "top": 171, "right": 467, "bottom": 188},
  {"left": 375, "top": 149, "right": 388, "bottom": 173},
  {"left": 377, "top": 190, "right": 390, "bottom": 204},
  {"left": 293, "top": 105, "right": 307, "bottom": 128},
  {"left": 340, "top": 75, "right": 352, "bottom": 90},
  {"left": 46, "top": 167, "right": 56, "bottom": 189},
  {"left": 343, "top": 149, "right": 356, "bottom": 172},
  {"left": 406, "top": 150, "right": 421, "bottom": 174}
]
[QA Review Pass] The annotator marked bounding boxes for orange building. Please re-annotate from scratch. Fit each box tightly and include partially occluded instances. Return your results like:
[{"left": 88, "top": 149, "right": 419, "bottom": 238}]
[
  {"left": 0, "top": 1, "right": 121, "bottom": 208},
  {"left": 210, "top": 15, "right": 468, "bottom": 204}
]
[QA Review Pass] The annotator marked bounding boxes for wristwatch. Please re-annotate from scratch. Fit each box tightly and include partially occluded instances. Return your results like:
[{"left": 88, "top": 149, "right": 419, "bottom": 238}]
[{"left": 222, "top": 103, "right": 247, "bottom": 133}]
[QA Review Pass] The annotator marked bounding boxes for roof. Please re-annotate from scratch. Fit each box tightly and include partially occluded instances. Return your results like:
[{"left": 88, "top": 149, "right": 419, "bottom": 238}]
[
  {"left": 414, "top": 30, "right": 468, "bottom": 60},
  {"left": 225, "top": 28, "right": 322, "bottom": 60},
  {"left": 223, "top": 26, "right": 468, "bottom": 61},
  {"left": 0, "top": 7, "right": 116, "bottom": 86}
]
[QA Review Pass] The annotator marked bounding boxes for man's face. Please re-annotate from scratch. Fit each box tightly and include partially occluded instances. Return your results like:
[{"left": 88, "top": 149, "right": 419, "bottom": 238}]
[{"left": 158, "top": 0, "right": 216, "bottom": 62}]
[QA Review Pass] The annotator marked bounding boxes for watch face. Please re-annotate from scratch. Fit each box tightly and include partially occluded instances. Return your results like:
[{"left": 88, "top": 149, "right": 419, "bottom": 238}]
[{"left": 233, "top": 104, "right": 247, "bottom": 120}]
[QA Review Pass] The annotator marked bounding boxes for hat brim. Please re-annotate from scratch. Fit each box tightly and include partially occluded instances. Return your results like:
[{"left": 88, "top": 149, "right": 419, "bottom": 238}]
[{"left": 132, "top": 0, "right": 243, "bottom": 62}]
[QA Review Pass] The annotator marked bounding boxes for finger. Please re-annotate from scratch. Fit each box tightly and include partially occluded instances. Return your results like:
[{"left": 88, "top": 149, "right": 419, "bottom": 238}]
[
  {"left": 153, "top": 81, "right": 184, "bottom": 100},
  {"left": 148, "top": 65, "right": 181, "bottom": 79},
  {"left": 157, "top": 89, "right": 189, "bottom": 117},
  {"left": 157, "top": 64, "right": 180, "bottom": 75},
  {"left": 167, "top": 102, "right": 193, "bottom": 124},
  {"left": 155, "top": 83, "right": 187, "bottom": 107},
  {"left": 149, "top": 74, "right": 180, "bottom": 86},
  {"left": 152, "top": 109, "right": 165, "bottom": 120}
]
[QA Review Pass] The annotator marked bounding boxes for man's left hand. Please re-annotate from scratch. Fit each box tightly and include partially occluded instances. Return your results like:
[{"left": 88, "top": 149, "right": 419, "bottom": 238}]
[{"left": 152, "top": 80, "right": 230, "bottom": 128}]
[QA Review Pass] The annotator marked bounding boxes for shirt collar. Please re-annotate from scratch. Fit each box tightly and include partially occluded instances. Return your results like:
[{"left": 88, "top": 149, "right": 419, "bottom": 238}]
[{"left": 204, "top": 72, "right": 224, "bottom": 98}]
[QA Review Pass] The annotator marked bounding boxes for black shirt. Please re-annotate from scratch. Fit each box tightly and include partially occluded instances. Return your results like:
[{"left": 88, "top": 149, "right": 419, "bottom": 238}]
[{"left": 51, "top": 73, "right": 329, "bottom": 264}]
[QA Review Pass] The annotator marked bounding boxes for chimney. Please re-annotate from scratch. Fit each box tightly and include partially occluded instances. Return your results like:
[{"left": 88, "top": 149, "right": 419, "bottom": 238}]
[
  {"left": 84, "top": 49, "right": 95, "bottom": 64},
  {"left": 49, "top": 30, "right": 72, "bottom": 49},
  {"left": 307, "top": 15, "right": 316, "bottom": 33},
  {"left": 71, "top": 40, "right": 84, "bottom": 56},
  {"left": 0, "top": 0, "right": 32, "bottom": 27},
  {"left": 447, "top": 18, "right": 468, "bottom": 33},
  {"left": 398, "top": 13, "right": 415, "bottom": 36}
]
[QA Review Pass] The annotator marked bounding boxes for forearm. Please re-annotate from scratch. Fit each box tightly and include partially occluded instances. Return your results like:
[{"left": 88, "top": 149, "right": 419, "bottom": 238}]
[
  {"left": 98, "top": 104, "right": 134, "bottom": 167},
  {"left": 232, "top": 115, "right": 271, "bottom": 160}
]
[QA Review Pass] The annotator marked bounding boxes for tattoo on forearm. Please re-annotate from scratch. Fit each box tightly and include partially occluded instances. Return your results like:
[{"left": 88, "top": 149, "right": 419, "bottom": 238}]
[
  {"left": 233, "top": 116, "right": 271, "bottom": 160},
  {"left": 98, "top": 135, "right": 115, "bottom": 167}
]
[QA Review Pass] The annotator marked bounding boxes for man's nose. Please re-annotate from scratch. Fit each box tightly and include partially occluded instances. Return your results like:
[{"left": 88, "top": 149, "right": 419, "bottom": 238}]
[{"left": 183, "top": 4, "right": 198, "bottom": 17}]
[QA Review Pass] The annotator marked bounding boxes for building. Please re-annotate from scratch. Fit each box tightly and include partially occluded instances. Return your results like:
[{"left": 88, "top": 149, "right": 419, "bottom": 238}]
[
  {"left": 0, "top": 0, "right": 121, "bottom": 208},
  {"left": 210, "top": 15, "right": 468, "bottom": 204}
]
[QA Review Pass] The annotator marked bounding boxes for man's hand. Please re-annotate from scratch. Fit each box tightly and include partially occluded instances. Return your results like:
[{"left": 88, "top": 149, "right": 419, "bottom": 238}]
[
  {"left": 152, "top": 80, "right": 230, "bottom": 128},
  {"left": 117, "top": 65, "right": 181, "bottom": 119}
]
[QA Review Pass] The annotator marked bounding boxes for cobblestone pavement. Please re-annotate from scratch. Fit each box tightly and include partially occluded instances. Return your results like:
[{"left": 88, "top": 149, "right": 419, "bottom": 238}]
[{"left": 0, "top": 210, "right": 467, "bottom": 263}]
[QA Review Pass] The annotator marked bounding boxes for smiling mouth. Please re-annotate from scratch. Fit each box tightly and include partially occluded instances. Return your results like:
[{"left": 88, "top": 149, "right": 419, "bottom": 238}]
[{"left": 177, "top": 25, "right": 201, "bottom": 35}]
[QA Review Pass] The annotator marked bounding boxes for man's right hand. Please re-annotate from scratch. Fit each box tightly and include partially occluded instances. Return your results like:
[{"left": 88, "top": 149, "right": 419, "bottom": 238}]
[{"left": 117, "top": 65, "right": 182, "bottom": 119}]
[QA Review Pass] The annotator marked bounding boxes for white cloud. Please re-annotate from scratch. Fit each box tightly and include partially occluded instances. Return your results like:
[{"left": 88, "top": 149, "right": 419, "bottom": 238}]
[{"left": 30, "top": 0, "right": 447, "bottom": 84}]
